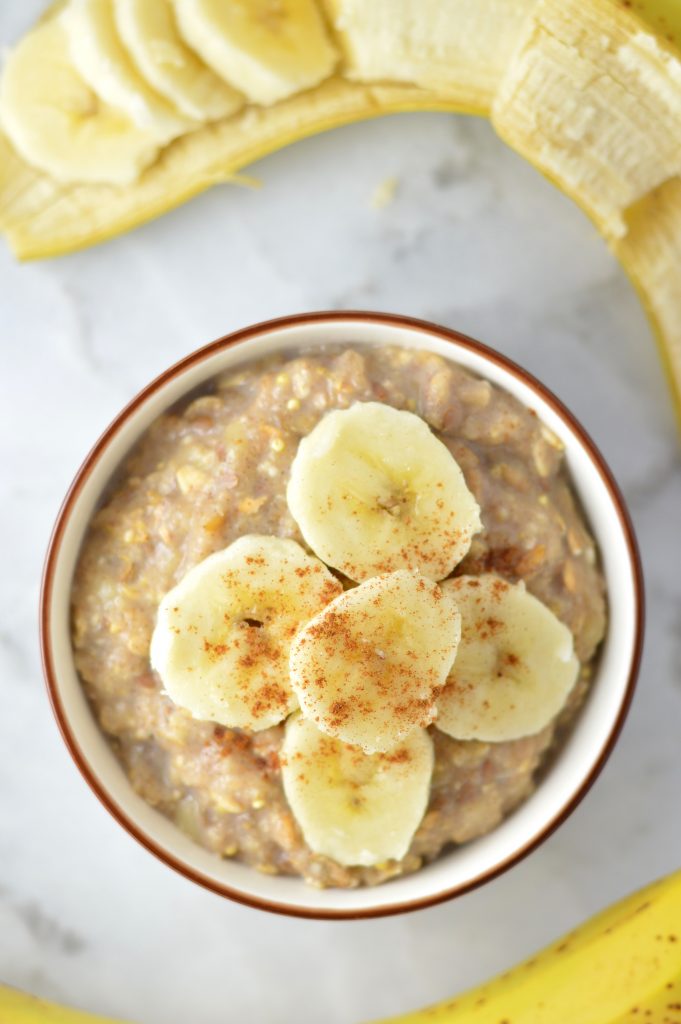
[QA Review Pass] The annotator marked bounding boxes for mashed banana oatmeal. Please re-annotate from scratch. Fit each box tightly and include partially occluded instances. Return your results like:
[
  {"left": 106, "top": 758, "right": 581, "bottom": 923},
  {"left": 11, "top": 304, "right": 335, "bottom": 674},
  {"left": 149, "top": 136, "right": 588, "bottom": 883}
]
[{"left": 71, "top": 346, "right": 606, "bottom": 888}]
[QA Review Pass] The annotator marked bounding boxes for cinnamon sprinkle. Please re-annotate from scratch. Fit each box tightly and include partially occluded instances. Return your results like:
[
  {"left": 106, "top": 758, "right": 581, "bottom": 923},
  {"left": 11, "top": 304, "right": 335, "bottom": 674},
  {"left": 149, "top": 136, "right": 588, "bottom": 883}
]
[{"left": 291, "top": 573, "right": 459, "bottom": 746}]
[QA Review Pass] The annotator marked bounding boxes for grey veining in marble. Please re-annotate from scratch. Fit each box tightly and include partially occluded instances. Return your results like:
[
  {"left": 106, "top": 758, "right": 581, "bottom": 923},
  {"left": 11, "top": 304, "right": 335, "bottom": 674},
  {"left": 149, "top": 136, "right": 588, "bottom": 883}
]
[{"left": 1, "top": 3, "right": 680, "bottom": 1022}]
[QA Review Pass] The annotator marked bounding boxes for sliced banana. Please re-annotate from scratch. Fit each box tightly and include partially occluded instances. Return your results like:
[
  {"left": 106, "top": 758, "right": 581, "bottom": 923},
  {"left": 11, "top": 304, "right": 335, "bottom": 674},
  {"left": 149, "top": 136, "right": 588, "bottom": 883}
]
[
  {"left": 150, "top": 535, "right": 342, "bottom": 731},
  {"left": 173, "top": 0, "right": 338, "bottom": 105},
  {"left": 115, "top": 0, "right": 243, "bottom": 122},
  {"left": 437, "top": 574, "right": 579, "bottom": 742},
  {"left": 0, "top": 19, "right": 160, "bottom": 186},
  {"left": 63, "top": 0, "right": 191, "bottom": 142},
  {"left": 281, "top": 713, "right": 434, "bottom": 867},
  {"left": 289, "top": 570, "right": 461, "bottom": 754},
  {"left": 287, "top": 401, "right": 482, "bottom": 582}
]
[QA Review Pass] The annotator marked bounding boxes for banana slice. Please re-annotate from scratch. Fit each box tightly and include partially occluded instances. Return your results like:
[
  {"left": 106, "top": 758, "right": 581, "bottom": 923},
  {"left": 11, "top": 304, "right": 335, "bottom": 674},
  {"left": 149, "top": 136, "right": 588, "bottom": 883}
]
[
  {"left": 0, "top": 19, "right": 159, "bottom": 186},
  {"left": 289, "top": 570, "right": 461, "bottom": 754},
  {"left": 115, "top": 0, "right": 243, "bottom": 122},
  {"left": 281, "top": 713, "right": 434, "bottom": 866},
  {"left": 63, "top": 0, "right": 191, "bottom": 142},
  {"left": 436, "top": 574, "right": 579, "bottom": 742},
  {"left": 150, "top": 535, "right": 342, "bottom": 731},
  {"left": 287, "top": 401, "right": 482, "bottom": 582},
  {"left": 173, "top": 0, "right": 338, "bottom": 105}
]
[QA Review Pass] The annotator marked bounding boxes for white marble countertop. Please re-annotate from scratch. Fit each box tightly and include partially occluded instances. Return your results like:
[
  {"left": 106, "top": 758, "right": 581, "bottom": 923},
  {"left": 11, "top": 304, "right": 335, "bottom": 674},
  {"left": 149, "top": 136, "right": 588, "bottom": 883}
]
[{"left": 1, "top": 4, "right": 681, "bottom": 1022}]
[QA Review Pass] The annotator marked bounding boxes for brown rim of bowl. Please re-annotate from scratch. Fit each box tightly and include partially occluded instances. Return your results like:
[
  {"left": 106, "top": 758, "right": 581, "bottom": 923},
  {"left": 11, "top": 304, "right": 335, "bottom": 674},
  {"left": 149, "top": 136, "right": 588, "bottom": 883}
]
[{"left": 40, "top": 311, "right": 644, "bottom": 921}]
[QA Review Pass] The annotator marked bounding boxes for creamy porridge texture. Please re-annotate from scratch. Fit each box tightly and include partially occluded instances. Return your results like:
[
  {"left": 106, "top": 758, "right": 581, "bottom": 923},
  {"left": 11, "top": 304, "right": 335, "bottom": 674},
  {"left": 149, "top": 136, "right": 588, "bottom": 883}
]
[{"left": 71, "top": 346, "right": 607, "bottom": 888}]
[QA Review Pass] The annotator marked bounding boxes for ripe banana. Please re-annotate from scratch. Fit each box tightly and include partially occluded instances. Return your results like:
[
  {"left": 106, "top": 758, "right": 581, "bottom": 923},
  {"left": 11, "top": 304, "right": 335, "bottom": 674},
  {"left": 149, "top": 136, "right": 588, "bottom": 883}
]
[
  {"left": 286, "top": 402, "right": 482, "bottom": 583},
  {"left": 436, "top": 574, "right": 579, "bottom": 742},
  {"left": 1, "top": 869, "right": 679, "bottom": 1020},
  {"left": 289, "top": 570, "right": 461, "bottom": 754},
  {"left": 281, "top": 713, "right": 434, "bottom": 866},
  {"left": 0, "top": 985, "right": 130, "bottom": 1024},
  {"left": 0, "top": 0, "right": 681, "bottom": 423},
  {"left": 371, "top": 867, "right": 681, "bottom": 1023},
  {"left": 116, "top": 0, "right": 243, "bottom": 121},
  {"left": 150, "top": 534, "right": 342, "bottom": 730}
]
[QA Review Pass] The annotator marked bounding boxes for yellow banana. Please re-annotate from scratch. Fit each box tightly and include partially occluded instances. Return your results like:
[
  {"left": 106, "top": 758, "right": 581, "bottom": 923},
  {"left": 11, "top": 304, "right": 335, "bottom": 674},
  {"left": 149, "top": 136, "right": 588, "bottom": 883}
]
[
  {"left": 0, "top": 984, "right": 131, "bottom": 1023},
  {"left": 615, "top": 178, "right": 681, "bottom": 429},
  {"left": 635, "top": 0, "right": 681, "bottom": 49},
  {"left": 371, "top": 867, "right": 681, "bottom": 1023},
  {"left": 1, "top": 0, "right": 681, "bottom": 422},
  {"left": 1, "top": 869, "right": 680, "bottom": 1023}
]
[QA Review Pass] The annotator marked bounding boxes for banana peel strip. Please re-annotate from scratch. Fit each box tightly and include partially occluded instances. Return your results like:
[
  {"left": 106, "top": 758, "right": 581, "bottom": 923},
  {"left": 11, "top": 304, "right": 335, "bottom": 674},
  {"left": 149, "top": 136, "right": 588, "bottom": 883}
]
[{"left": 0, "top": 79, "right": 464, "bottom": 259}]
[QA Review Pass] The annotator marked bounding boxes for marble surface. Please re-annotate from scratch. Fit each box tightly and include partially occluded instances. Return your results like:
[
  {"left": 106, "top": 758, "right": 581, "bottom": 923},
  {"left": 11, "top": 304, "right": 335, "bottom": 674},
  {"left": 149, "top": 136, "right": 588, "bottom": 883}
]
[{"left": 1, "top": 3, "right": 681, "bottom": 1022}]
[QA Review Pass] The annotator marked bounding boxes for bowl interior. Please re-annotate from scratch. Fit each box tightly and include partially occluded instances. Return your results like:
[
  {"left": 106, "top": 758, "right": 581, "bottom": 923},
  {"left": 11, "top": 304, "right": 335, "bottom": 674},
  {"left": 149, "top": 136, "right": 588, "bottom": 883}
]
[{"left": 44, "top": 315, "right": 640, "bottom": 917}]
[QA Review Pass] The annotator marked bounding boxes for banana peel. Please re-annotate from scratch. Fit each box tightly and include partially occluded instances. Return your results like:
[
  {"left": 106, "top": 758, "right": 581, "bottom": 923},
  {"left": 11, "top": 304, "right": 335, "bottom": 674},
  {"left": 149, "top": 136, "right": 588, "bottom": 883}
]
[
  {"left": 615, "top": 177, "right": 681, "bottom": 419},
  {"left": 631, "top": 0, "right": 681, "bottom": 49},
  {"left": 1, "top": 0, "right": 681, "bottom": 423},
  {"left": 0, "top": 78, "right": 463, "bottom": 260},
  {"left": 1, "top": 868, "right": 680, "bottom": 1023}
]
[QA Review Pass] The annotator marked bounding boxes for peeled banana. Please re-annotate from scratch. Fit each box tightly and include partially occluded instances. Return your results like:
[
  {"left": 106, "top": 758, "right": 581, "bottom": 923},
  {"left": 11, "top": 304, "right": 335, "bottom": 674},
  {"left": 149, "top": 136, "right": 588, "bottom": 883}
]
[
  {"left": 0, "top": 0, "right": 681, "bottom": 422},
  {"left": 322, "top": 0, "right": 535, "bottom": 112}
]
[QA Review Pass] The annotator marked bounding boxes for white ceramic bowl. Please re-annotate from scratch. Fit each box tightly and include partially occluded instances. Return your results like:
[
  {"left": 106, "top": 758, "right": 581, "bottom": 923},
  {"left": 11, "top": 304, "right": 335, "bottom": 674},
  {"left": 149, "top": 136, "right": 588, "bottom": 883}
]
[{"left": 40, "top": 312, "right": 643, "bottom": 919}]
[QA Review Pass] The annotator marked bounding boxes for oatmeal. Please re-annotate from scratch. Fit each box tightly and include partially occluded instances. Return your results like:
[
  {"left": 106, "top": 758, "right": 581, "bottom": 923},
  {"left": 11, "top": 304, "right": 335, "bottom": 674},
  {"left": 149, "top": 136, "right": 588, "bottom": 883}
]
[{"left": 71, "top": 346, "right": 606, "bottom": 888}]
